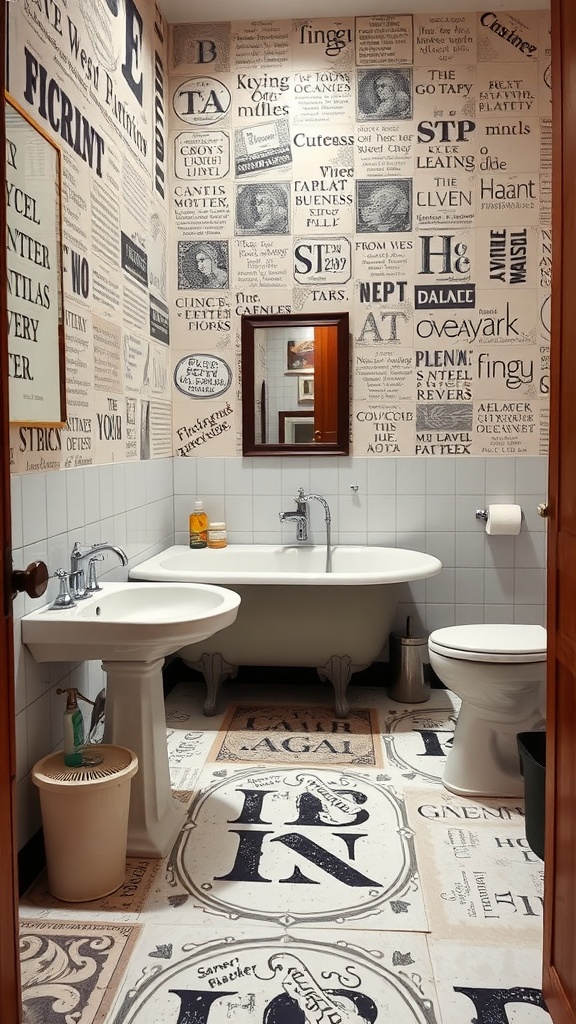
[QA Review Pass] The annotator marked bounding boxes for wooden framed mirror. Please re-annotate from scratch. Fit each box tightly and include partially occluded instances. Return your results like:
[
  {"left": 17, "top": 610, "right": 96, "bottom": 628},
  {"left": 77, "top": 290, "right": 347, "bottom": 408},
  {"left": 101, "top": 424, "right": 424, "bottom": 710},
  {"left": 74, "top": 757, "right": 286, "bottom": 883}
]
[
  {"left": 5, "top": 93, "right": 66, "bottom": 426},
  {"left": 241, "top": 311, "right": 349, "bottom": 456}
]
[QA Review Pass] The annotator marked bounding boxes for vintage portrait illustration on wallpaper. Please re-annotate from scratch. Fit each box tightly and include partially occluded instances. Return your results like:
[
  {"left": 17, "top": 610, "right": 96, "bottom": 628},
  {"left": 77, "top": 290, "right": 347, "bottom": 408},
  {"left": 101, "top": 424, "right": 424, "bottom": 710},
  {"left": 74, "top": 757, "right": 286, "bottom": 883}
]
[
  {"left": 177, "top": 241, "right": 230, "bottom": 289},
  {"left": 356, "top": 179, "right": 413, "bottom": 232},
  {"left": 357, "top": 67, "right": 413, "bottom": 120},
  {"left": 235, "top": 182, "right": 291, "bottom": 235}
]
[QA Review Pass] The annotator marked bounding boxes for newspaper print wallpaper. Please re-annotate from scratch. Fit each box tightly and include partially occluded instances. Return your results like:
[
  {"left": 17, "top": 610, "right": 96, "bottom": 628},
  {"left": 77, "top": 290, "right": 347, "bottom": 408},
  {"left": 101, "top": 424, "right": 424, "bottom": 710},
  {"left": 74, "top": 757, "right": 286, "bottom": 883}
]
[
  {"left": 6, "top": 5, "right": 551, "bottom": 469},
  {"left": 169, "top": 12, "right": 551, "bottom": 459}
]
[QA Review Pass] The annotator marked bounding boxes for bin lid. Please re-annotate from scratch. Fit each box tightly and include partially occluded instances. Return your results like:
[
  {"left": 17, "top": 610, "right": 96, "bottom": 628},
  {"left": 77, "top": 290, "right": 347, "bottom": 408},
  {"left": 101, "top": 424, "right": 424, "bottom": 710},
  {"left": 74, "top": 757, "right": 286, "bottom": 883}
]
[{"left": 32, "top": 744, "right": 138, "bottom": 790}]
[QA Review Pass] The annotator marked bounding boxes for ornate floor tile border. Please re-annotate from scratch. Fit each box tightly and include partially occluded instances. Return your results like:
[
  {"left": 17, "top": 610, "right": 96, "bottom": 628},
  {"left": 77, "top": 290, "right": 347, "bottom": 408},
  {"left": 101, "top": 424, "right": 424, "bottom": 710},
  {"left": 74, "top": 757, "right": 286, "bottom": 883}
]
[
  {"left": 143, "top": 763, "right": 427, "bottom": 932},
  {"left": 105, "top": 924, "right": 441, "bottom": 1024},
  {"left": 207, "top": 703, "right": 383, "bottom": 767},
  {"left": 20, "top": 919, "right": 140, "bottom": 1024}
]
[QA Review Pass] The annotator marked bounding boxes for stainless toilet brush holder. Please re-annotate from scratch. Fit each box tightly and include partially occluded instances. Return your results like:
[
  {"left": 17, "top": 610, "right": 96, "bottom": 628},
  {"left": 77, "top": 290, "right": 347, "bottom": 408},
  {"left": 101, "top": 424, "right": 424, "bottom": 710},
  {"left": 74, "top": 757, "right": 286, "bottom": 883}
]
[{"left": 388, "top": 616, "right": 431, "bottom": 703}]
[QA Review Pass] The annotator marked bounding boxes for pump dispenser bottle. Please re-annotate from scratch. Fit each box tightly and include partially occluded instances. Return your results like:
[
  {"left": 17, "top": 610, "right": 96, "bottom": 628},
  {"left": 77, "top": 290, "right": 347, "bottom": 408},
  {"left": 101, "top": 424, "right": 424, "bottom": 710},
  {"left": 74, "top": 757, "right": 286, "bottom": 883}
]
[{"left": 189, "top": 500, "right": 208, "bottom": 548}]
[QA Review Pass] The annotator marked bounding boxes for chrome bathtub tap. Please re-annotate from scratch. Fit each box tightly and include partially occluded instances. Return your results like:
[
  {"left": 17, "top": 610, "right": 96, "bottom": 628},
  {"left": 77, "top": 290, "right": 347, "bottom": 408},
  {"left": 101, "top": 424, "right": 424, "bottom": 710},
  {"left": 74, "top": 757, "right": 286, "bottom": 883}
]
[
  {"left": 70, "top": 541, "right": 128, "bottom": 599},
  {"left": 279, "top": 489, "right": 309, "bottom": 541},
  {"left": 279, "top": 488, "right": 333, "bottom": 572}
]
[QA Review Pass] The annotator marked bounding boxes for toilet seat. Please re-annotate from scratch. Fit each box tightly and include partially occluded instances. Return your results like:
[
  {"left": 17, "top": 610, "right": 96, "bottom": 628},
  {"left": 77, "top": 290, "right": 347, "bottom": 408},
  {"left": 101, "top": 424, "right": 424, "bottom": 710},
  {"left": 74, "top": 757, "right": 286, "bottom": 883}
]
[{"left": 428, "top": 624, "right": 547, "bottom": 664}]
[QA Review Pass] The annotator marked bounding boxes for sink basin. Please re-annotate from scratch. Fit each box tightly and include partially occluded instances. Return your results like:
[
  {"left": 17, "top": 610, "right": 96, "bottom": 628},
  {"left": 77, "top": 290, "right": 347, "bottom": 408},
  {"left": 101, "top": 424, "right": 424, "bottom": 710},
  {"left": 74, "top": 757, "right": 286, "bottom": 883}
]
[
  {"left": 22, "top": 581, "right": 240, "bottom": 662},
  {"left": 22, "top": 581, "right": 241, "bottom": 858}
]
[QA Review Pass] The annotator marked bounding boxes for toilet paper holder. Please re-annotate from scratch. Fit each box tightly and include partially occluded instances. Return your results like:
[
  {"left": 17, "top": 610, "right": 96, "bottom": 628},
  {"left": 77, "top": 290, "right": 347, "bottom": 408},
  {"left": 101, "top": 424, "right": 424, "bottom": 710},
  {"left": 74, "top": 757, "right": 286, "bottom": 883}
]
[{"left": 475, "top": 507, "right": 524, "bottom": 522}]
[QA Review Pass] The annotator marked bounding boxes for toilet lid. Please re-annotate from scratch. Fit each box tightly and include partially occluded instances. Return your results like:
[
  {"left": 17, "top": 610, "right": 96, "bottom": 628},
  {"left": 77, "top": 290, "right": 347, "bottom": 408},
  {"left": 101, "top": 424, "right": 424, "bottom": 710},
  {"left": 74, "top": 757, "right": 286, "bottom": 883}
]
[{"left": 428, "top": 624, "right": 547, "bottom": 663}]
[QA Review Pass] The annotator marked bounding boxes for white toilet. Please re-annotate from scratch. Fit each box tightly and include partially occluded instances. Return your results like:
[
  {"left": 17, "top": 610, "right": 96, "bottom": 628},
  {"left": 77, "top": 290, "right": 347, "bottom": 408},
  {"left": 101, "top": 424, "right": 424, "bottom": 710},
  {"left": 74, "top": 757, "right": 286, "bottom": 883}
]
[{"left": 428, "top": 623, "right": 547, "bottom": 798}]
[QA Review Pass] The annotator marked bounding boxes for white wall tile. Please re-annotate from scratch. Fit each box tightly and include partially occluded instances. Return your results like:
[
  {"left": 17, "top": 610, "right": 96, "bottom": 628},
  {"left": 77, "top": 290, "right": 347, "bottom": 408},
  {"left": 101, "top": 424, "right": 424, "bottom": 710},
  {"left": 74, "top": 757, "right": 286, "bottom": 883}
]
[
  {"left": 396, "top": 495, "right": 426, "bottom": 532},
  {"left": 367, "top": 495, "right": 396, "bottom": 533},
  {"left": 367, "top": 457, "right": 396, "bottom": 495},
  {"left": 66, "top": 468, "right": 85, "bottom": 531},
  {"left": 426, "top": 457, "right": 456, "bottom": 494},
  {"left": 397, "top": 458, "right": 425, "bottom": 494},
  {"left": 515, "top": 457, "right": 548, "bottom": 495},
  {"left": 21, "top": 472, "right": 47, "bottom": 545},
  {"left": 224, "top": 458, "right": 253, "bottom": 495},
  {"left": 484, "top": 535, "right": 515, "bottom": 569},
  {"left": 197, "top": 457, "right": 225, "bottom": 494},
  {"left": 426, "top": 532, "right": 455, "bottom": 568},
  {"left": 456, "top": 458, "right": 485, "bottom": 494},
  {"left": 27, "top": 692, "right": 53, "bottom": 768},
  {"left": 173, "top": 454, "right": 197, "bottom": 495},
  {"left": 426, "top": 495, "right": 456, "bottom": 533},
  {"left": 455, "top": 532, "right": 485, "bottom": 568},
  {"left": 455, "top": 568, "right": 485, "bottom": 604},
  {"left": 485, "top": 567, "right": 515, "bottom": 604},
  {"left": 309, "top": 460, "right": 341, "bottom": 495},
  {"left": 485, "top": 458, "right": 516, "bottom": 495},
  {"left": 253, "top": 459, "right": 281, "bottom": 494},
  {"left": 514, "top": 568, "right": 547, "bottom": 605},
  {"left": 46, "top": 471, "right": 67, "bottom": 540},
  {"left": 99, "top": 464, "right": 114, "bottom": 520},
  {"left": 10, "top": 475, "right": 23, "bottom": 549}
]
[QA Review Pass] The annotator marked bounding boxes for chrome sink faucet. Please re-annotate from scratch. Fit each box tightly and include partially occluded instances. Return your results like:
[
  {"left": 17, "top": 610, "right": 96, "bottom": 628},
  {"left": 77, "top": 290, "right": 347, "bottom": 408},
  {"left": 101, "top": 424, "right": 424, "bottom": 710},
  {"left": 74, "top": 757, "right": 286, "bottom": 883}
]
[{"left": 70, "top": 542, "right": 128, "bottom": 599}]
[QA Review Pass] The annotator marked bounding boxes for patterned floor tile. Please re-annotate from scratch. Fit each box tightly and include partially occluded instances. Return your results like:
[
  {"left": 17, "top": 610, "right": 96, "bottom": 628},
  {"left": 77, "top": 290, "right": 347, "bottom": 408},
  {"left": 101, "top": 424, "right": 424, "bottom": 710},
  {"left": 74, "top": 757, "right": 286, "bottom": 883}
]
[
  {"left": 21, "top": 858, "right": 162, "bottom": 919},
  {"left": 404, "top": 786, "right": 542, "bottom": 944},
  {"left": 428, "top": 938, "right": 551, "bottom": 1024},
  {"left": 143, "top": 763, "right": 428, "bottom": 932},
  {"left": 20, "top": 919, "right": 140, "bottom": 1024},
  {"left": 380, "top": 694, "right": 459, "bottom": 787},
  {"left": 207, "top": 703, "right": 383, "bottom": 767},
  {"left": 104, "top": 922, "right": 441, "bottom": 1024}
]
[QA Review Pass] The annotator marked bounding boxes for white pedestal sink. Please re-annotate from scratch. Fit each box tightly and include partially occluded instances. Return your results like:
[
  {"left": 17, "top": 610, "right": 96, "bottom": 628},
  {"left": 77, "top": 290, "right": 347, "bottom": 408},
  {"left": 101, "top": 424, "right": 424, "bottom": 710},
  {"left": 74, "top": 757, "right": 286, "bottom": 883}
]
[{"left": 22, "top": 582, "right": 240, "bottom": 858}]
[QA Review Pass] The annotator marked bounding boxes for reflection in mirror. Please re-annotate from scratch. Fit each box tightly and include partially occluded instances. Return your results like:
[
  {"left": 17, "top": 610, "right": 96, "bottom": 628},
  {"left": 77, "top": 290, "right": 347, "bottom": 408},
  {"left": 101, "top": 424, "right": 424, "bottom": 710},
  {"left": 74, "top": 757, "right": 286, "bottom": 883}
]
[{"left": 241, "top": 312, "right": 349, "bottom": 456}]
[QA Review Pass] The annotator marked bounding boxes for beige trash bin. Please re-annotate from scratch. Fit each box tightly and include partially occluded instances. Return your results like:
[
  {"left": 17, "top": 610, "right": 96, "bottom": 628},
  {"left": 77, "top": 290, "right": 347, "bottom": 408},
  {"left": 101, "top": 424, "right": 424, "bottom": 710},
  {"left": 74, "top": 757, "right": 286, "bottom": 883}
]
[{"left": 32, "top": 744, "right": 138, "bottom": 902}]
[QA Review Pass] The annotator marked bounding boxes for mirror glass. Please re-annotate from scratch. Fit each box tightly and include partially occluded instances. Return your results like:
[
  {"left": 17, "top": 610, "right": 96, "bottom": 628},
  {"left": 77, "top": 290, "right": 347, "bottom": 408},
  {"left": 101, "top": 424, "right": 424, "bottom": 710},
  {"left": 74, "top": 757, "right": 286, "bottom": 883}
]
[{"left": 241, "top": 312, "right": 349, "bottom": 456}]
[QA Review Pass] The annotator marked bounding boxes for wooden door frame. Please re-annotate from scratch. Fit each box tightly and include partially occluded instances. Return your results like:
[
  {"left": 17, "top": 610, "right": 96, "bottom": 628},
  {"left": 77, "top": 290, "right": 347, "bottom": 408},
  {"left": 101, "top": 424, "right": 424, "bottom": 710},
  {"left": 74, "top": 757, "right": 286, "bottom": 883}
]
[
  {"left": 542, "top": 0, "right": 575, "bottom": 1018},
  {"left": 0, "top": 0, "right": 22, "bottom": 1015}
]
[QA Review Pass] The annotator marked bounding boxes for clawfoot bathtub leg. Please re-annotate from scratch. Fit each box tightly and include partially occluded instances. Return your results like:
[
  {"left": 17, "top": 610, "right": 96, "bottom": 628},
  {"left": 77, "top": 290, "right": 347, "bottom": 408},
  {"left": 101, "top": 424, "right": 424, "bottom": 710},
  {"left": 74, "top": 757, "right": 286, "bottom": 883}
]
[
  {"left": 189, "top": 653, "right": 238, "bottom": 716},
  {"left": 318, "top": 655, "right": 352, "bottom": 718}
]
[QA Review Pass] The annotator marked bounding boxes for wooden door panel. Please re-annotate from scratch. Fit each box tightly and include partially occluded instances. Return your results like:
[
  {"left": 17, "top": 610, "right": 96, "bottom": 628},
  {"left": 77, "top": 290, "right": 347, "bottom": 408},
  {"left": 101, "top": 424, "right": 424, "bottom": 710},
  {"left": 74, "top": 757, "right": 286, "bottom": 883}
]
[
  {"left": 0, "top": 3, "right": 22, "bottom": 1016},
  {"left": 543, "top": 2, "right": 576, "bottom": 1021}
]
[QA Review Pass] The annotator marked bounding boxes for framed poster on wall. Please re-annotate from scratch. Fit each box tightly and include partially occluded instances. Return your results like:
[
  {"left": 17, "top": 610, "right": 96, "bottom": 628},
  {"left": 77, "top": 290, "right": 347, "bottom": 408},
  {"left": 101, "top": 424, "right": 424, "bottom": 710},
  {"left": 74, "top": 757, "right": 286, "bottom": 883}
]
[{"left": 6, "top": 93, "right": 66, "bottom": 426}]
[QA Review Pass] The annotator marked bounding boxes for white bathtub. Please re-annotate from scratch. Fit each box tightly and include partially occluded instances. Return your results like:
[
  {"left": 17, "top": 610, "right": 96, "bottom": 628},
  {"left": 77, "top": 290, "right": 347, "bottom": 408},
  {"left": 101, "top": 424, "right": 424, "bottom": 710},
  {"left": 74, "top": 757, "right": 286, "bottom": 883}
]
[{"left": 130, "top": 544, "right": 442, "bottom": 717}]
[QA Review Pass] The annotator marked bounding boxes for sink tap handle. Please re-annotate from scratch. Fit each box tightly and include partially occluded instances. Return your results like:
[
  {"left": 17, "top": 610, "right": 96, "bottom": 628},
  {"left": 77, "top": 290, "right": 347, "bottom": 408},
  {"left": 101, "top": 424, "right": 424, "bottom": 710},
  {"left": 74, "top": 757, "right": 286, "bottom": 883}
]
[{"left": 49, "top": 568, "right": 76, "bottom": 609}]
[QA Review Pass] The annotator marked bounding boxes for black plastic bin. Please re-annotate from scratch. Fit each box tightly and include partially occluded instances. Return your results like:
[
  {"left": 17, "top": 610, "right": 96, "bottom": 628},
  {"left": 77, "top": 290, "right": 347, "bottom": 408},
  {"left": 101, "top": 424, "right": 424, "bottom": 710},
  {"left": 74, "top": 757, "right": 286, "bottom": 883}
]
[{"left": 517, "top": 731, "right": 546, "bottom": 861}]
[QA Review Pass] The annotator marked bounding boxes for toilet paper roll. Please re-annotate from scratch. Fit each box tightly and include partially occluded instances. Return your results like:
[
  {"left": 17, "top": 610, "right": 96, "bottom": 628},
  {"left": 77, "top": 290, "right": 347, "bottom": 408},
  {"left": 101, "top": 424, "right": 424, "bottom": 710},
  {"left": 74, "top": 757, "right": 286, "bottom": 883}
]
[{"left": 485, "top": 503, "right": 522, "bottom": 535}]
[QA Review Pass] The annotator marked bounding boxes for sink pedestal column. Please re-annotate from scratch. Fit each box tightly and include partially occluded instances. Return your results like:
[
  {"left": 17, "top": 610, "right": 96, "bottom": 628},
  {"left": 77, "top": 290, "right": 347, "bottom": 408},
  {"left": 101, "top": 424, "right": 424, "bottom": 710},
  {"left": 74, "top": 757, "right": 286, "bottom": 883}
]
[{"left": 102, "top": 658, "right": 186, "bottom": 858}]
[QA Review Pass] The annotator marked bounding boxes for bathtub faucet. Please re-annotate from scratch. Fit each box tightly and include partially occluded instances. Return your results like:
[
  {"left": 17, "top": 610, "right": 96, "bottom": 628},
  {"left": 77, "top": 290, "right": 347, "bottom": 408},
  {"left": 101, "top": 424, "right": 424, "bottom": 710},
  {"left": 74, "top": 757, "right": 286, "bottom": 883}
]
[
  {"left": 279, "top": 488, "right": 333, "bottom": 572},
  {"left": 70, "top": 541, "right": 128, "bottom": 599},
  {"left": 279, "top": 489, "right": 309, "bottom": 541}
]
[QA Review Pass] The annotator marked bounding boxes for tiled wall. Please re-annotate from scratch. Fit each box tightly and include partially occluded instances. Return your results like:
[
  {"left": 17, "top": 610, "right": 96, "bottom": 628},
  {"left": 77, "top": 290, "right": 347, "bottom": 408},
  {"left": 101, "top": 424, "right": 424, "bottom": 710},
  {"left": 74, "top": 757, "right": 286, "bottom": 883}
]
[
  {"left": 12, "top": 452, "right": 547, "bottom": 848},
  {"left": 173, "top": 455, "right": 548, "bottom": 634},
  {"left": 11, "top": 459, "right": 173, "bottom": 851}
]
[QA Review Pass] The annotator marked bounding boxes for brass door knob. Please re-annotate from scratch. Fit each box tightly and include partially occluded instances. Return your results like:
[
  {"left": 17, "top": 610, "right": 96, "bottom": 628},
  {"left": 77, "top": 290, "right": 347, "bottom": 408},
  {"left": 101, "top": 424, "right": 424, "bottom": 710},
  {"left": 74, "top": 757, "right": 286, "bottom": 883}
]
[
  {"left": 537, "top": 503, "right": 550, "bottom": 518},
  {"left": 11, "top": 561, "right": 49, "bottom": 599}
]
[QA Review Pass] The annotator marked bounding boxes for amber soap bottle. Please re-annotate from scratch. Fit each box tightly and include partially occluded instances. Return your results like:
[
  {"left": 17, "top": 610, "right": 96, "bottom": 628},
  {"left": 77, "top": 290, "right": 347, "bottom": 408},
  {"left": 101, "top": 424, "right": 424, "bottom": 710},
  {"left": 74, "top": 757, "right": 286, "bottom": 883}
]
[{"left": 189, "top": 501, "right": 208, "bottom": 548}]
